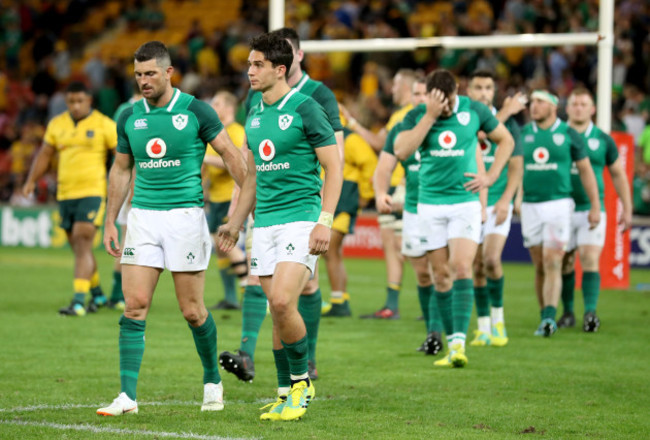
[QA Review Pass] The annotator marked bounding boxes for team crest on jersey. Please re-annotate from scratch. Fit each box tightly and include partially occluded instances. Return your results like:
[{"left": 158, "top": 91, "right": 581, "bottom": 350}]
[
  {"left": 588, "top": 138, "right": 600, "bottom": 151},
  {"left": 172, "top": 114, "right": 188, "bottom": 130},
  {"left": 259, "top": 139, "right": 276, "bottom": 161},
  {"left": 415, "top": 150, "right": 421, "bottom": 162},
  {"left": 278, "top": 114, "right": 293, "bottom": 130},
  {"left": 438, "top": 130, "right": 457, "bottom": 149},
  {"left": 533, "top": 147, "right": 550, "bottom": 164},
  {"left": 553, "top": 133, "right": 565, "bottom": 146},
  {"left": 456, "top": 112, "right": 470, "bottom": 126},
  {"left": 146, "top": 138, "right": 167, "bottom": 158}
]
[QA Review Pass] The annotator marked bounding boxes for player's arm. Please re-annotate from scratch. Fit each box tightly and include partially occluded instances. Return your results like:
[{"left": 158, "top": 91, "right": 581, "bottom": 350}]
[
  {"left": 104, "top": 151, "right": 134, "bottom": 257},
  {"left": 312, "top": 144, "right": 343, "bottom": 255},
  {"left": 335, "top": 130, "right": 345, "bottom": 165},
  {"left": 493, "top": 156, "right": 523, "bottom": 225},
  {"left": 496, "top": 92, "right": 527, "bottom": 122},
  {"left": 575, "top": 157, "right": 601, "bottom": 228},
  {"left": 22, "top": 142, "right": 55, "bottom": 197},
  {"left": 218, "top": 148, "right": 256, "bottom": 253},
  {"left": 203, "top": 153, "right": 226, "bottom": 169},
  {"left": 608, "top": 158, "right": 633, "bottom": 231},
  {"left": 395, "top": 90, "right": 447, "bottom": 160},
  {"left": 476, "top": 145, "right": 488, "bottom": 222},
  {"left": 373, "top": 152, "right": 398, "bottom": 214},
  {"left": 465, "top": 123, "right": 514, "bottom": 192},
  {"left": 340, "top": 102, "right": 387, "bottom": 153},
  {"left": 208, "top": 129, "right": 247, "bottom": 187}
]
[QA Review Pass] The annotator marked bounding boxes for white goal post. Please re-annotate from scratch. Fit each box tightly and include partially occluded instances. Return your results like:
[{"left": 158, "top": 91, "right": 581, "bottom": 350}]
[{"left": 269, "top": 0, "right": 615, "bottom": 132}]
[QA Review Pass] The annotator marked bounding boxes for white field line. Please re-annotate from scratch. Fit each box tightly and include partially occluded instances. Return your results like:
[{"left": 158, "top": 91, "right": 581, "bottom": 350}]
[{"left": 0, "top": 419, "right": 258, "bottom": 440}]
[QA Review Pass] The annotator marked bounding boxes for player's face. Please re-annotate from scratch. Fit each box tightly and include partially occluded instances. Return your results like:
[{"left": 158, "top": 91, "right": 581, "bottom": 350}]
[
  {"left": 211, "top": 95, "right": 230, "bottom": 120},
  {"left": 65, "top": 91, "right": 92, "bottom": 120},
  {"left": 248, "top": 50, "right": 285, "bottom": 92},
  {"left": 411, "top": 82, "right": 427, "bottom": 106},
  {"left": 566, "top": 93, "right": 595, "bottom": 124},
  {"left": 285, "top": 39, "right": 303, "bottom": 78},
  {"left": 392, "top": 73, "right": 410, "bottom": 105},
  {"left": 440, "top": 92, "right": 457, "bottom": 118},
  {"left": 134, "top": 58, "right": 172, "bottom": 101},
  {"left": 467, "top": 77, "right": 495, "bottom": 107},
  {"left": 530, "top": 98, "right": 555, "bottom": 123}
]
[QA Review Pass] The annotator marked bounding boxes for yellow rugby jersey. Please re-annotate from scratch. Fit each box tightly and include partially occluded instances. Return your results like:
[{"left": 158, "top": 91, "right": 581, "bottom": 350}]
[
  {"left": 44, "top": 110, "right": 116, "bottom": 200},
  {"left": 386, "top": 104, "right": 412, "bottom": 186},
  {"left": 344, "top": 132, "right": 377, "bottom": 200},
  {"left": 205, "top": 122, "right": 245, "bottom": 202}
]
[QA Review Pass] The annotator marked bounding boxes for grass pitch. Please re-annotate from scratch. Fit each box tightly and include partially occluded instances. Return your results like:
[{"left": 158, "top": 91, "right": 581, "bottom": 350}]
[{"left": 0, "top": 247, "right": 649, "bottom": 439}]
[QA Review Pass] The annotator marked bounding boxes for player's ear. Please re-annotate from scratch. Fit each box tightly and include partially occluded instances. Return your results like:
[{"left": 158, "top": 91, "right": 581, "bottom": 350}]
[
  {"left": 166, "top": 65, "right": 174, "bottom": 79},
  {"left": 297, "top": 49, "right": 304, "bottom": 63}
]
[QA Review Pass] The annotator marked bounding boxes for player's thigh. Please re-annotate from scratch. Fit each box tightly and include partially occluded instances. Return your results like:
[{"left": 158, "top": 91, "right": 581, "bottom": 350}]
[
  {"left": 270, "top": 261, "right": 311, "bottom": 307},
  {"left": 408, "top": 254, "right": 433, "bottom": 285},
  {"left": 162, "top": 207, "right": 212, "bottom": 272},
  {"left": 521, "top": 202, "right": 543, "bottom": 248},
  {"left": 418, "top": 203, "right": 449, "bottom": 252},
  {"left": 448, "top": 237, "right": 478, "bottom": 277},
  {"left": 577, "top": 244, "right": 603, "bottom": 271},
  {"left": 482, "top": 233, "right": 508, "bottom": 265},
  {"left": 122, "top": 264, "right": 162, "bottom": 313},
  {"left": 171, "top": 270, "right": 207, "bottom": 318},
  {"left": 121, "top": 208, "right": 165, "bottom": 269}
]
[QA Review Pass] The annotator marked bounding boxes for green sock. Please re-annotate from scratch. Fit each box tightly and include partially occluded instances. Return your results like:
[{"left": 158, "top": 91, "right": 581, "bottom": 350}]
[
  {"left": 189, "top": 312, "right": 221, "bottom": 384},
  {"left": 435, "top": 289, "right": 454, "bottom": 336},
  {"left": 90, "top": 286, "right": 104, "bottom": 298},
  {"left": 474, "top": 285, "right": 489, "bottom": 318},
  {"left": 119, "top": 315, "right": 146, "bottom": 401},
  {"left": 110, "top": 270, "right": 124, "bottom": 302},
  {"left": 281, "top": 335, "right": 309, "bottom": 377},
  {"left": 417, "top": 284, "right": 431, "bottom": 330},
  {"left": 561, "top": 271, "right": 575, "bottom": 314},
  {"left": 452, "top": 279, "right": 474, "bottom": 335},
  {"left": 298, "top": 289, "right": 321, "bottom": 365},
  {"left": 542, "top": 306, "right": 557, "bottom": 321},
  {"left": 219, "top": 268, "right": 239, "bottom": 304},
  {"left": 487, "top": 276, "right": 504, "bottom": 308},
  {"left": 385, "top": 283, "right": 401, "bottom": 311},
  {"left": 272, "top": 348, "right": 291, "bottom": 388},
  {"left": 73, "top": 293, "right": 86, "bottom": 305},
  {"left": 240, "top": 285, "right": 267, "bottom": 361},
  {"left": 426, "top": 285, "right": 443, "bottom": 333},
  {"left": 582, "top": 271, "right": 601, "bottom": 313}
]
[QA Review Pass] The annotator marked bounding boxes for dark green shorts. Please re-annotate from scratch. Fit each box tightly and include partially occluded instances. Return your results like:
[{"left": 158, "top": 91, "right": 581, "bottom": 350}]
[
  {"left": 58, "top": 197, "right": 105, "bottom": 232},
  {"left": 208, "top": 201, "right": 231, "bottom": 233}
]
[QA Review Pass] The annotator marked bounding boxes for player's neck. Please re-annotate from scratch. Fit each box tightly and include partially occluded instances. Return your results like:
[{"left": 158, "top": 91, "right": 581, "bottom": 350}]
[
  {"left": 287, "top": 69, "right": 304, "bottom": 88},
  {"left": 146, "top": 86, "right": 175, "bottom": 108},
  {"left": 262, "top": 82, "right": 292, "bottom": 106},
  {"left": 568, "top": 119, "right": 590, "bottom": 133},
  {"left": 536, "top": 115, "right": 557, "bottom": 130}
]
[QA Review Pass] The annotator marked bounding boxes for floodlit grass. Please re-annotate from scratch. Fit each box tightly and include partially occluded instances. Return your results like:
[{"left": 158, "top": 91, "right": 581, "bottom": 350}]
[{"left": 1, "top": 247, "right": 649, "bottom": 439}]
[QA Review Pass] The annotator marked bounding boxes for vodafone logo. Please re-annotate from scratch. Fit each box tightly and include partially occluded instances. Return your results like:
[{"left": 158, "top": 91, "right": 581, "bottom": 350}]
[
  {"left": 438, "top": 131, "right": 457, "bottom": 149},
  {"left": 146, "top": 138, "right": 167, "bottom": 159},
  {"left": 533, "top": 147, "right": 549, "bottom": 164},
  {"left": 259, "top": 139, "right": 276, "bottom": 161}
]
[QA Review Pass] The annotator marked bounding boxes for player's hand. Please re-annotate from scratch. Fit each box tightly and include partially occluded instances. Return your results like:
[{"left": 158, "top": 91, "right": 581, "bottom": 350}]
[
  {"left": 463, "top": 172, "right": 493, "bottom": 193},
  {"left": 477, "top": 130, "right": 487, "bottom": 143},
  {"left": 619, "top": 209, "right": 632, "bottom": 232},
  {"left": 501, "top": 92, "right": 528, "bottom": 118},
  {"left": 376, "top": 193, "right": 393, "bottom": 214},
  {"left": 22, "top": 181, "right": 35, "bottom": 198},
  {"left": 588, "top": 207, "right": 601, "bottom": 230},
  {"left": 493, "top": 199, "right": 509, "bottom": 226},
  {"left": 103, "top": 222, "right": 121, "bottom": 258},
  {"left": 217, "top": 222, "right": 240, "bottom": 253},
  {"left": 513, "top": 198, "right": 522, "bottom": 217},
  {"left": 426, "top": 89, "right": 448, "bottom": 120},
  {"left": 309, "top": 224, "right": 331, "bottom": 255}
]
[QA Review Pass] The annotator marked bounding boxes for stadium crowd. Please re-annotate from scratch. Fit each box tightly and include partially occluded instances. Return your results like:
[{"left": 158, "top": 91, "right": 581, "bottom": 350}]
[{"left": 0, "top": 0, "right": 649, "bottom": 213}]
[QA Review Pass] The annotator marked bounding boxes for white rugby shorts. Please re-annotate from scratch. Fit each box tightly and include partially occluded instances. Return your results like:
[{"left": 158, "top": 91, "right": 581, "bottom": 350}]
[
  {"left": 417, "top": 201, "right": 482, "bottom": 251},
  {"left": 121, "top": 207, "right": 211, "bottom": 271},
  {"left": 401, "top": 210, "right": 427, "bottom": 257},
  {"left": 250, "top": 221, "right": 318, "bottom": 276},
  {"left": 521, "top": 198, "right": 573, "bottom": 250},
  {"left": 479, "top": 204, "right": 514, "bottom": 244},
  {"left": 567, "top": 210, "right": 607, "bottom": 251}
]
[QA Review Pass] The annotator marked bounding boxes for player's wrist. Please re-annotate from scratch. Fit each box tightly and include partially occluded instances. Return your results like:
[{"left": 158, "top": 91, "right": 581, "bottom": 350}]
[{"left": 317, "top": 211, "right": 334, "bottom": 228}]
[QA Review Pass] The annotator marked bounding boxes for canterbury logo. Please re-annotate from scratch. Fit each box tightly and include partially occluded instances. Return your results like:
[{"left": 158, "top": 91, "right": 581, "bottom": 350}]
[{"left": 134, "top": 119, "right": 148, "bottom": 129}]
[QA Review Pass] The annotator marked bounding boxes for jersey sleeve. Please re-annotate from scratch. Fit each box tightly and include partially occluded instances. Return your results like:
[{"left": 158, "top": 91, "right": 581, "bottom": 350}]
[
  {"left": 568, "top": 127, "right": 588, "bottom": 161},
  {"left": 357, "top": 137, "right": 378, "bottom": 200},
  {"left": 602, "top": 132, "right": 619, "bottom": 165},
  {"left": 297, "top": 98, "right": 336, "bottom": 148},
  {"left": 116, "top": 107, "right": 134, "bottom": 154},
  {"left": 382, "top": 123, "right": 402, "bottom": 156},
  {"left": 188, "top": 99, "right": 224, "bottom": 143},
  {"left": 104, "top": 116, "right": 118, "bottom": 150},
  {"left": 470, "top": 100, "right": 499, "bottom": 133},
  {"left": 312, "top": 84, "right": 343, "bottom": 131},
  {"left": 400, "top": 105, "right": 424, "bottom": 131},
  {"left": 43, "top": 117, "right": 58, "bottom": 147},
  {"left": 505, "top": 117, "right": 523, "bottom": 156}
]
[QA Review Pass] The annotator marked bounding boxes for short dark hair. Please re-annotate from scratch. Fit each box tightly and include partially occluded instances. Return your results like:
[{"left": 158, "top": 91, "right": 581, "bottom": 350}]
[
  {"left": 250, "top": 33, "right": 294, "bottom": 78},
  {"left": 134, "top": 41, "right": 171, "bottom": 67},
  {"left": 425, "top": 69, "right": 457, "bottom": 97},
  {"left": 269, "top": 27, "right": 300, "bottom": 50},
  {"left": 468, "top": 69, "right": 496, "bottom": 82},
  {"left": 65, "top": 81, "right": 89, "bottom": 94}
]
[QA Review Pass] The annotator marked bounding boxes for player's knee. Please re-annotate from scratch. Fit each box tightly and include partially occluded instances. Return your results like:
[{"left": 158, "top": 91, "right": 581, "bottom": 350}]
[
  {"left": 414, "top": 267, "right": 432, "bottom": 285},
  {"left": 451, "top": 261, "right": 472, "bottom": 280},
  {"left": 483, "top": 254, "right": 501, "bottom": 276},
  {"left": 181, "top": 306, "right": 206, "bottom": 327},
  {"left": 542, "top": 255, "right": 562, "bottom": 272},
  {"left": 580, "top": 254, "right": 599, "bottom": 271},
  {"left": 123, "top": 296, "right": 149, "bottom": 320},
  {"left": 268, "top": 294, "right": 291, "bottom": 316}
]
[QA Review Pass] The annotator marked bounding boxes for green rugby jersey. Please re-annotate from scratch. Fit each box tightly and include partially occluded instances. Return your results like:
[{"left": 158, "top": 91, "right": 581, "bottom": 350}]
[
  {"left": 570, "top": 122, "right": 618, "bottom": 211},
  {"left": 246, "top": 89, "right": 336, "bottom": 227},
  {"left": 245, "top": 72, "right": 343, "bottom": 131},
  {"left": 521, "top": 118, "right": 587, "bottom": 203},
  {"left": 383, "top": 122, "right": 420, "bottom": 214},
  {"left": 480, "top": 108, "right": 523, "bottom": 206},
  {"left": 117, "top": 88, "right": 223, "bottom": 210},
  {"left": 400, "top": 95, "right": 499, "bottom": 205}
]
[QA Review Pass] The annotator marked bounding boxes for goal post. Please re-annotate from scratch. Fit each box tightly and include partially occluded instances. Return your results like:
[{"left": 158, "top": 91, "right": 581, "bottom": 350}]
[{"left": 268, "top": 0, "right": 615, "bottom": 132}]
